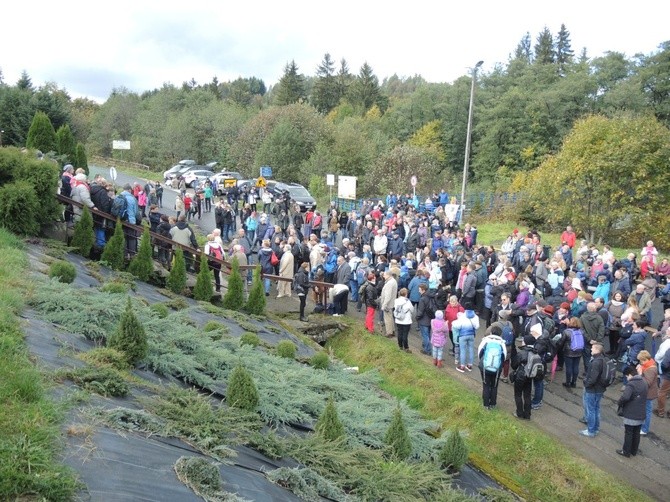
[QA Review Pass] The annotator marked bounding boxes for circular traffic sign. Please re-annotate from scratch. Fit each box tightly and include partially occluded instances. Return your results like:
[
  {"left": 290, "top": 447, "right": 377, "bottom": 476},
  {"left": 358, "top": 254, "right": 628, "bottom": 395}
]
[
  {"left": 410, "top": 175, "right": 417, "bottom": 187},
  {"left": 109, "top": 166, "right": 118, "bottom": 181}
]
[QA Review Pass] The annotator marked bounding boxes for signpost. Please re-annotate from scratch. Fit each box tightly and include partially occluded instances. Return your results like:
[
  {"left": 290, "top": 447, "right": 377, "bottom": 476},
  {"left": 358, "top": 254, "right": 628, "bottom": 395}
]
[
  {"left": 326, "top": 174, "right": 335, "bottom": 204},
  {"left": 256, "top": 176, "right": 267, "bottom": 188},
  {"left": 109, "top": 166, "right": 118, "bottom": 189},
  {"left": 337, "top": 176, "right": 357, "bottom": 200},
  {"left": 112, "top": 140, "right": 131, "bottom": 150},
  {"left": 410, "top": 175, "right": 417, "bottom": 198},
  {"left": 260, "top": 166, "right": 272, "bottom": 178}
]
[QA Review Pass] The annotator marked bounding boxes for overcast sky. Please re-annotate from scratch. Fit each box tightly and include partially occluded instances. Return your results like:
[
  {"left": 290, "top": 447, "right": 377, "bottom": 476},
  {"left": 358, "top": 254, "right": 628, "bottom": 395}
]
[{"left": 1, "top": 1, "right": 668, "bottom": 102}]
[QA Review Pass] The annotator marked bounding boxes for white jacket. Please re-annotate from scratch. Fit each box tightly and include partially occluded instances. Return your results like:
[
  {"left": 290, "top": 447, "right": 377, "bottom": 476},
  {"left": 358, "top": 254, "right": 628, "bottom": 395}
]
[{"left": 393, "top": 297, "right": 415, "bottom": 325}]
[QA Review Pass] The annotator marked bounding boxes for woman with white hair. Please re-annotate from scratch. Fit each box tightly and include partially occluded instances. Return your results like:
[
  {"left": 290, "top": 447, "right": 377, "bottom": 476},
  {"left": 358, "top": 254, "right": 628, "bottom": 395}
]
[
  {"left": 277, "top": 244, "right": 294, "bottom": 298},
  {"left": 71, "top": 173, "right": 95, "bottom": 218}
]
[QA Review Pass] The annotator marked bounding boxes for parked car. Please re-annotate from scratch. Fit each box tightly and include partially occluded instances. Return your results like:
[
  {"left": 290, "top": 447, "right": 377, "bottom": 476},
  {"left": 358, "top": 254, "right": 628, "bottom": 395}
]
[
  {"left": 268, "top": 182, "right": 316, "bottom": 212},
  {"left": 213, "top": 171, "right": 244, "bottom": 195},
  {"left": 183, "top": 169, "right": 215, "bottom": 188},
  {"left": 163, "top": 161, "right": 199, "bottom": 182}
]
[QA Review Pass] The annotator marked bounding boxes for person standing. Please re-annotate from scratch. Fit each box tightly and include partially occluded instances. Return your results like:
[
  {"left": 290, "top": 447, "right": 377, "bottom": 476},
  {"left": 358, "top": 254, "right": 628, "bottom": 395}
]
[
  {"left": 294, "top": 262, "right": 311, "bottom": 322},
  {"left": 478, "top": 326, "right": 507, "bottom": 409},
  {"left": 454, "top": 309, "right": 479, "bottom": 373},
  {"left": 616, "top": 365, "right": 648, "bottom": 457},
  {"left": 430, "top": 310, "right": 448, "bottom": 367},
  {"left": 363, "top": 273, "right": 378, "bottom": 333},
  {"left": 581, "top": 302, "right": 605, "bottom": 376},
  {"left": 379, "top": 270, "right": 398, "bottom": 339},
  {"left": 394, "top": 288, "right": 414, "bottom": 353},
  {"left": 416, "top": 283, "right": 434, "bottom": 355},
  {"left": 204, "top": 234, "right": 224, "bottom": 292},
  {"left": 277, "top": 244, "right": 294, "bottom": 298},
  {"left": 511, "top": 337, "right": 534, "bottom": 420},
  {"left": 580, "top": 343, "right": 606, "bottom": 437},
  {"left": 637, "top": 350, "right": 658, "bottom": 436},
  {"left": 654, "top": 328, "right": 670, "bottom": 418},
  {"left": 560, "top": 317, "right": 584, "bottom": 388}
]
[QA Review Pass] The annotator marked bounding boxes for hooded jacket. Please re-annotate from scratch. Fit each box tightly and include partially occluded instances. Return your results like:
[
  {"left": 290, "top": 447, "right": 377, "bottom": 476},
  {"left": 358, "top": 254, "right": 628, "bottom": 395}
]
[
  {"left": 618, "top": 375, "right": 648, "bottom": 421},
  {"left": 453, "top": 310, "right": 479, "bottom": 338},
  {"left": 581, "top": 311, "right": 605, "bottom": 343}
]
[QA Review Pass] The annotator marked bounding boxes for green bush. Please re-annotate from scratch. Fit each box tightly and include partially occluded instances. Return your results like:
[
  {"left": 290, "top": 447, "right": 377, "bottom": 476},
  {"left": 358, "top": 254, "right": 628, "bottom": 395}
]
[
  {"left": 48, "top": 260, "right": 76, "bottom": 283},
  {"left": 165, "top": 297, "right": 189, "bottom": 310},
  {"left": 108, "top": 297, "right": 148, "bottom": 367},
  {"left": 150, "top": 303, "right": 170, "bottom": 318},
  {"left": 78, "top": 347, "right": 129, "bottom": 371},
  {"left": 439, "top": 430, "right": 468, "bottom": 472},
  {"left": 203, "top": 320, "right": 226, "bottom": 332},
  {"left": 167, "top": 248, "right": 187, "bottom": 294},
  {"left": 226, "top": 365, "right": 259, "bottom": 412},
  {"left": 239, "top": 332, "right": 260, "bottom": 347},
  {"left": 127, "top": 229, "right": 154, "bottom": 281},
  {"left": 74, "top": 143, "right": 89, "bottom": 175},
  {"left": 193, "top": 254, "right": 213, "bottom": 301},
  {"left": 100, "top": 220, "right": 126, "bottom": 271},
  {"left": 244, "top": 265, "right": 265, "bottom": 315},
  {"left": 55, "top": 124, "right": 76, "bottom": 160},
  {"left": 310, "top": 352, "right": 330, "bottom": 370},
  {"left": 64, "top": 366, "right": 129, "bottom": 397},
  {"left": 247, "top": 430, "right": 285, "bottom": 460},
  {"left": 315, "top": 397, "right": 345, "bottom": 441},
  {"left": 0, "top": 180, "right": 41, "bottom": 235},
  {"left": 384, "top": 406, "right": 412, "bottom": 461},
  {"left": 71, "top": 205, "right": 95, "bottom": 257},
  {"left": 100, "top": 281, "right": 130, "bottom": 294},
  {"left": 26, "top": 111, "right": 56, "bottom": 153},
  {"left": 173, "top": 456, "right": 222, "bottom": 500},
  {"left": 223, "top": 257, "right": 245, "bottom": 310},
  {"left": 276, "top": 340, "right": 297, "bottom": 359}
]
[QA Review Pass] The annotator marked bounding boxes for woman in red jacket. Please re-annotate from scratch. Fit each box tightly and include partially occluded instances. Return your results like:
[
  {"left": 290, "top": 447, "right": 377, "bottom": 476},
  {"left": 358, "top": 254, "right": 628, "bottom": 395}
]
[{"left": 444, "top": 295, "right": 464, "bottom": 357}]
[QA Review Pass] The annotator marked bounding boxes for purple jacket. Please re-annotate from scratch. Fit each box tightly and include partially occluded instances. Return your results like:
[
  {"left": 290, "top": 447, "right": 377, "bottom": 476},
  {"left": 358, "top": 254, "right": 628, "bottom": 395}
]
[{"left": 431, "top": 319, "right": 449, "bottom": 347}]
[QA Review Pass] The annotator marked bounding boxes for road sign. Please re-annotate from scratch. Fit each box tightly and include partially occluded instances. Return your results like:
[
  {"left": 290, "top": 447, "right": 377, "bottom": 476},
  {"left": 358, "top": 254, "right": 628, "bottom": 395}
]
[
  {"left": 410, "top": 175, "right": 417, "bottom": 187},
  {"left": 326, "top": 174, "right": 335, "bottom": 186},
  {"left": 256, "top": 176, "right": 266, "bottom": 188},
  {"left": 112, "top": 140, "right": 131, "bottom": 150},
  {"left": 223, "top": 178, "right": 237, "bottom": 188},
  {"left": 260, "top": 165, "right": 272, "bottom": 178},
  {"left": 109, "top": 166, "right": 118, "bottom": 181}
]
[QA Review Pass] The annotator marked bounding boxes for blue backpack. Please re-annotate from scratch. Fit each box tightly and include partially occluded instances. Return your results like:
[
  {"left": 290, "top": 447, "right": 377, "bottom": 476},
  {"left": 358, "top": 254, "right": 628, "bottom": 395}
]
[
  {"left": 324, "top": 250, "right": 338, "bottom": 274},
  {"left": 482, "top": 342, "right": 504, "bottom": 373},
  {"left": 110, "top": 194, "right": 128, "bottom": 220},
  {"left": 500, "top": 322, "right": 514, "bottom": 346}
]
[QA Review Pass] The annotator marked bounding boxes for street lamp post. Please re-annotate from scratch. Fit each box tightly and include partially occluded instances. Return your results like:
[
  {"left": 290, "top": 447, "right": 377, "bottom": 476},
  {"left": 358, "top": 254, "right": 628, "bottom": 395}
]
[{"left": 459, "top": 60, "right": 483, "bottom": 223}]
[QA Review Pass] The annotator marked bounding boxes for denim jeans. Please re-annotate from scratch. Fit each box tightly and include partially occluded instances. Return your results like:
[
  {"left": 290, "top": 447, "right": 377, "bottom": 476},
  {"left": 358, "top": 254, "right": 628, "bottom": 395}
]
[
  {"left": 532, "top": 378, "right": 544, "bottom": 406},
  {"left": 459, "top": 335, "right": 475, "bottom": 366},
  {"left": 642, "top": 399, "right": 653, "bottom": 434},
  {"left": 263, "top": 278, "right": 271, "bottom": 295},
  {"left": 583, "top": 391, "right": 603, "bottom": 434},
  {"left": 223, "top": 223, "right": 232, "bottom": 242},
  {"left": 565, "top": 356, "right": 580, "bottom": 386},
  {"left": 420, "top": 325, "right": 431, "bottom": 354},
  {"left": 350, "top": 280, "right": 359, "bottom": 301},
  {"left": 432, "top": 346, "right": 444, "bottom": 361}
]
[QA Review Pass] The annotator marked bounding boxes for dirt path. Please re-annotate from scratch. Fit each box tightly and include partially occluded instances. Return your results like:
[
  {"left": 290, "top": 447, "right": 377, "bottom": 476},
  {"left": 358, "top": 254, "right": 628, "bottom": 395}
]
[{"left": 266, "top": 294, "right": 670, "bottom": 501}]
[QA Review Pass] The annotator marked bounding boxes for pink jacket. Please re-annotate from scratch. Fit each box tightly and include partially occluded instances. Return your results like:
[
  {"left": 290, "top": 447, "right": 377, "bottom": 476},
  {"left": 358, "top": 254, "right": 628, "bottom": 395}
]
[{"left": 430, "top": 318, "right": 449, "bottom": 348}]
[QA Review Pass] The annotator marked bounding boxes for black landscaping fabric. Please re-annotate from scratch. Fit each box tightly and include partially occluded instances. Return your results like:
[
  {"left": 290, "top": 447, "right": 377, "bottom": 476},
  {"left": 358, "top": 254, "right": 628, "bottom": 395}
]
[{"left": 22, "top": 248, "right": 506, "bottom": 501}]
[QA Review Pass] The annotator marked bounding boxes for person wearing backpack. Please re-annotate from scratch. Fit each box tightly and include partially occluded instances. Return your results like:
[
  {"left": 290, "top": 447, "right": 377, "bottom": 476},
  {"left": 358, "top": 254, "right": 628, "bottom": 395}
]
[
  {"left": 653, "top": 328, "right": 670, "bottom": 418},
  {"left": 204, "top": 234, "right": 224, "bottom": 292},
  {"left": 478, "top": 326, "right": 507, "bottom": 409},
  {"left": 453, "top": 309, "right": 479, "bottom": 372},
  {"left": 394, "top": 288, "right": 415, "bottom": 353},
  {"left": 510, "top": 337, "right": 535, "bottom": 420},
  {"left": 557, "top": 317, "right": 585, "bottom": 388},
  {"left": 490, "top": 309, "right": 515, "bottom": 382},
  {"left": 580, "top": 343, "right": 607, "bottom": 437}
]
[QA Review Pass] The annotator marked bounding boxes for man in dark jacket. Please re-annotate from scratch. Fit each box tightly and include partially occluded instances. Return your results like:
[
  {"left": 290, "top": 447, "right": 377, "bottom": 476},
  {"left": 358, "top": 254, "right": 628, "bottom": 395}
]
[
  {"left": 616, "top": 365, "right": 648, "bottom": 457},
  {"left": 580, "top": 343, "right": 606, "bottom": 437},
  {"left": 461, "top": 263, "right": 477, "bottom": 310},
  {"left": 416, "top": 283, "right": 434, "bottom": 355},
  {"left": 511, "top": 337, "right": 534, "bottom": 420},
  {"left": 406, "top": 225, "right": 420, "bottom": 255},
  {"left": 581, "top": 302, "right": 605, "bottom": 375},
  {"left": 335, "top": 255, "right": 352, "bottom": 286}
]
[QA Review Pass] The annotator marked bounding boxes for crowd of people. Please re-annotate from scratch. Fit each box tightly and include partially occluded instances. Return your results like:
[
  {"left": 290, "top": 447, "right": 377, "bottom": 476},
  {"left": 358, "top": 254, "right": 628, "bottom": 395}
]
[{"left": 59, "top": 170, "right": 669, "bottom": 456}]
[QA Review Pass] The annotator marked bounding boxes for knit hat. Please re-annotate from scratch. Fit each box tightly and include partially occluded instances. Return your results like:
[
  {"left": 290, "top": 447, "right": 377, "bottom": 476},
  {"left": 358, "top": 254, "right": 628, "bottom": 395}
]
[
  {"left": 560, "top": 302, "right": 570, "bottom": 310},
  {"left": 544, "top": 305, "right": 555, "bottom": 315},
  {"left": 74, "top": 173, "right": 87, "bottom": 181},
  {"left": 435, "top": 310, "right": 444, "bottom": 320},
  {"left": 465, "top": 310, "right": 476, "bottom": 319}
]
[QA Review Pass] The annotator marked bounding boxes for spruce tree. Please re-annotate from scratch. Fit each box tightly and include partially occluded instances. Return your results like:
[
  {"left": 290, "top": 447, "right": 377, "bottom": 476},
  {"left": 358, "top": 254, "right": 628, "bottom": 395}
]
[
  {"left": 193, "top": 254, "right": 214, "bottom": 301},
  {"left": 167, "top": 248, "right": 187, "bottom": 294},
  {"left": 315, "top": 397, "right": 345, "bottom": 441},
  {"left": 226, "top": 365, "right": 259, "bottom": 412},
  {"left": 71, "top": 205, "right": 94, "bottom": 257},
  {"left": 74, "top": 143, "right": 89, "bottom": 175},
  {"left": 274, "top": 60, "right": 306, "bottom": 105},
  {"left": 100, "top": 219, "right": 126, "bottom": 270},
  {"left": 439, "top": 430, "right": 469, "bottom": 472},
  {"left": 26, "top": 111, "right": 56, "bottom": 153},
  {"left": 384, "top": 406, "right": 412, "bottom": 461},
  {"left": 108, "top": 297, "right": 148, "bottom": 366},
  {"left": 55, "top": 124, "right": 76, "bottom": 161},
  {"left": 223, "top": 257, "right": 245, "bottom": 310},
  {"left": 128, "top": 229, "right": 154, "bottom": 281},
  {"left": 244, "top": 265, "right": 266, "bottom": 315}
]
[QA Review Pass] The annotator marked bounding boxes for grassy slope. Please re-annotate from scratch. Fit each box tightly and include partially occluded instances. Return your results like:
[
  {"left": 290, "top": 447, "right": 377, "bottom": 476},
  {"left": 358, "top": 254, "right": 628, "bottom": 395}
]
[
  {"left": 0, "top": 229, "right": 78, "bottom": 498},
  {"left": 327, "top": 321, "right": 650, "bottom": 502}
]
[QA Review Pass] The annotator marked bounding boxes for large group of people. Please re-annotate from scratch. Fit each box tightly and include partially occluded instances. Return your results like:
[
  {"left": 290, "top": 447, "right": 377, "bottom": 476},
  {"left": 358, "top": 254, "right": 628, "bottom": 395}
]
[{"left": 60, "top": 171, "right": 669, "bottom": 456}]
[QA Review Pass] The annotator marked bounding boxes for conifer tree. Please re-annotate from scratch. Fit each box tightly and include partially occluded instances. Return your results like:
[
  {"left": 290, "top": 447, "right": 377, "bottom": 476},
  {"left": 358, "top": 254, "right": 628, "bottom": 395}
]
[
  {"left": 71, "top": 205, "right": 94, "bottom": 257},
  {"left": 108, "top": 297, "right": 148, "bottom": 366},
  {"left": 100, "top": 219, "right": 126, "bottom": 270},
  {"left": 193, "top": 254, "right": 214, "bottom": 301},
  {"left": 556, "top": 23, "right": 574, "bottom": 75},
  {"left": 167, "top": 248, "right": 187, "bottom": 294},
  {"left": 274, "top": 60, "right": 306, "bottom": 105},
  {"left": 26, "top": 111, "right": 56, "bottom": 153},
  {"left": 223, "top": 256, "right": 245, "bottom": 310},
  {"left": 55, "top": 124, "right": 76, "bottom": 161},
  {"left": 244, "top": 265, "right": 266, "bottom": 315},
  {"left": 128, "top": 229, "right": 154, "bottom": 281},
  {"left": 226, "top": 364, "right": 259, "bottom": 412},
  {"left": 439, "top": 430, "right": 469, "bottom": 472},
  {"left": 315, "top": 397, "right": 345, "bottom": 441},
  {"left": 74, "top": 143, "right": 89, "bottom": 175},
  {"left": 312, "top": 53, "right": 339, "bottom": 114},
  {"left": 384, "top": 406, "right": 412, "bottom": 461},
  {"left": 534, "top": 26, "right": 555, "bottom": 65}
]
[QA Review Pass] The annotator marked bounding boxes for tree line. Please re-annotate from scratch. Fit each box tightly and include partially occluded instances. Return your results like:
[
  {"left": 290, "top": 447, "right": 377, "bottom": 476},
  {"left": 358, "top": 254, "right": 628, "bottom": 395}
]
[{"left": 1, "top": 26, "right": 669, "bottom": 245}]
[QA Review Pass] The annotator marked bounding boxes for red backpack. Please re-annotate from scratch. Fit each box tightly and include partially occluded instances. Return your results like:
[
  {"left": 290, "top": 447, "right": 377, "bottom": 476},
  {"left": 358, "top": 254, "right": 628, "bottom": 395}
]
[{"left": 209, "top": 245, "right": 223, "bottom": 261}]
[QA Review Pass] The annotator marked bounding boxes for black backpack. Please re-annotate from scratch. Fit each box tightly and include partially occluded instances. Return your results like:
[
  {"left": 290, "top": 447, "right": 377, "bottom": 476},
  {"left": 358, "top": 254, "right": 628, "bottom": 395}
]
[
  {"left": 600, "top": 358, "right": 617, "bottom": 388},
  {"left": 660, "top": 350, "right": 670, "bottom": 374},
  {"left": 110, "top": 195, "right": 128, "bottom": 220}
]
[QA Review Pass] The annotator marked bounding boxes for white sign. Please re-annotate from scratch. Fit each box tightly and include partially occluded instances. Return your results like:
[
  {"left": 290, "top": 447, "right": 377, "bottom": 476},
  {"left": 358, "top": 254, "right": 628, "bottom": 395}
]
[
  {"left": 337, "top": 176, "right": 357, "bottom": 200},
  {"left": 112, "top": 140, "right": 131, "bottom": 150},
  {"left": 410, "top": 175, "right": 417, "bottom": 187},
  {"left": 109, "top": 167, "right": 118, "bottom": 181},
  {"left": 444, "top": 203, "right": 460, "bottom": 222},
  {"left": 326, "top": 174, "right": 335, "bottom": 186}
]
